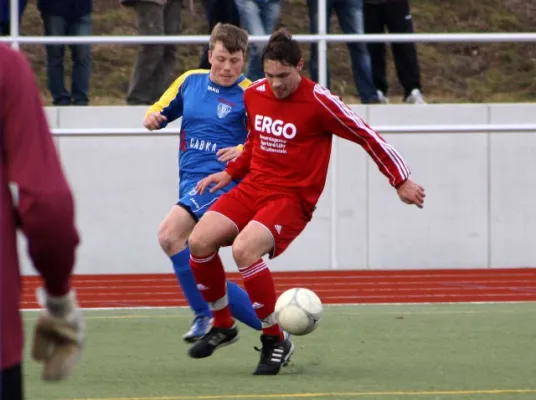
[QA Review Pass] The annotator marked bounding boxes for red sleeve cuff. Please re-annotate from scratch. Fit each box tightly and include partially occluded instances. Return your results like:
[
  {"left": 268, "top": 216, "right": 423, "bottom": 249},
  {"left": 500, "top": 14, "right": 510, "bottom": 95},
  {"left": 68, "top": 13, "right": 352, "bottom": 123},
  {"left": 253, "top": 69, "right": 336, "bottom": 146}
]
[
  {"left": 225, "top": 164, "right": 240, "bottom": 180},
  {"left": 394, "top": 178, "right": 408, "bottom": 189}
]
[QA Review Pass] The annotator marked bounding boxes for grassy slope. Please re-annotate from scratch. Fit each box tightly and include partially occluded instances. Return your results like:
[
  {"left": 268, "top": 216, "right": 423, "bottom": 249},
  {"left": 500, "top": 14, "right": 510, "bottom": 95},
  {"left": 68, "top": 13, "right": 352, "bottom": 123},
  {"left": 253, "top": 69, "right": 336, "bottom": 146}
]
[{"left": 18, "top": 0, "right": 536, "bottom": 105}]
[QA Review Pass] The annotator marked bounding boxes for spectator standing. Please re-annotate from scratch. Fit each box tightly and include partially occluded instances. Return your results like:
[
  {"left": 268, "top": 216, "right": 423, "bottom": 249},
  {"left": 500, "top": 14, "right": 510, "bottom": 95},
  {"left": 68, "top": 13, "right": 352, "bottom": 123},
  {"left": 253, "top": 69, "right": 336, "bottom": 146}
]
[
  {"left": 37, "top": 0, "right": 92, "bottom": 105},
  {"left": 122, "top": 0, "right": 182, "bottom": 105},
  {"left": 234, "top": 0, "right": 281, "bottom": 81},
  {"left": 307, "top": 0, "right": 380, "bottom": 104},
  {"left": 363, "top": 0, "right": 425, "bottom": 103}
]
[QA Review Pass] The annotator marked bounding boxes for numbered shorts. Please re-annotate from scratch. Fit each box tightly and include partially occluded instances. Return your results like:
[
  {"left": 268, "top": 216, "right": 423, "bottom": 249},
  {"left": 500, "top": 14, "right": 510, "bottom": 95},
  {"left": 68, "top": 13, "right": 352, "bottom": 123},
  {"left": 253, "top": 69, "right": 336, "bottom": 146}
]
[
  {"left": 208, "top": 182, "right": 313, "bottom": 258},
  {"left": 177, "top": 179, "right": 237, "bottom": 221}
]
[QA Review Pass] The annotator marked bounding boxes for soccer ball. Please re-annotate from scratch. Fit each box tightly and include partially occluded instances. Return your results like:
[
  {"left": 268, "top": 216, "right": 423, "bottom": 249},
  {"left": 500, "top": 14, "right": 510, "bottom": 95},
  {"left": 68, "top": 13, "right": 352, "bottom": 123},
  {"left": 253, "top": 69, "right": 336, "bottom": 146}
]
[{"left": 274, "top": 288, "right": 323, "bottom": 336}]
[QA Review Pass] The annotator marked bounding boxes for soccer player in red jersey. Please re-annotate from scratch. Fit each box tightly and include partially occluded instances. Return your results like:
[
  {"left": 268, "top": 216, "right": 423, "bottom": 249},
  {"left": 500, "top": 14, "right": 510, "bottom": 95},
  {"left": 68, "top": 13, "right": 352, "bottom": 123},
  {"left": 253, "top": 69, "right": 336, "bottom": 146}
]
[
  {"left": 1, "top": 44, "right": 85, "bottom": 398},
  {"left": 186, "top": 28, "right": 426, "bottom": 375}
]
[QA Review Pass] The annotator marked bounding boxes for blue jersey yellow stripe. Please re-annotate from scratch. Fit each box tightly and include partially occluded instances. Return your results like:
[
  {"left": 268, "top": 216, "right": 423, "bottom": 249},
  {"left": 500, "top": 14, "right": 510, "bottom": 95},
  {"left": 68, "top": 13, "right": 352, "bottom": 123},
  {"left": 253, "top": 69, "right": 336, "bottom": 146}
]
[
  {"left": 145, "top": 69, "right": 210, "bottom": 117},
  {"left": 147, "top": 70, "right": 251, "bottom": 181}
]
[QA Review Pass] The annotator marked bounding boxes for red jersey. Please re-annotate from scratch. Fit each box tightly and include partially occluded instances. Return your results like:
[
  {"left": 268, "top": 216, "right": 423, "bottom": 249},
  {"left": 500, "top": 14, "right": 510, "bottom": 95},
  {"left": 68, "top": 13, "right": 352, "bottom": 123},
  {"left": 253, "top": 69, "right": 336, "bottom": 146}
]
[
  {"left": 226, "top": 77, "right": 410, "bottom": 208},
  {"left": 0, "top": 44, "right": 79, "bottom": 369}
]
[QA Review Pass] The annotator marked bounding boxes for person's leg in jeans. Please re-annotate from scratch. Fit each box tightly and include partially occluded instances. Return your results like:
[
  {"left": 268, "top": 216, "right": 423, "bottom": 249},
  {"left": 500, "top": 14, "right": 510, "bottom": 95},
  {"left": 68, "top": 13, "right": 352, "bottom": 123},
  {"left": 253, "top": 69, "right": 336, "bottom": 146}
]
[
  {"left": 42, "top": 14, "right": 71, "bottom": 105},
  {"left": 334, "top": 0, "right": 378, "bottom": 103},
  {"left": 68, "top": 13, "right": 92, "bottom": 106},
  {"left": 1, "top": 22, "right": 10, "bottom": 35},
  {"left": 153, "top": 0, "right": 181, "bottom": 99},
  {"left": 307, "top": 0, "right": 332, "bottom": 88},
  {"left": 126, "top": 2, "right": 165, "bottom": 105},
  {"left": 234, "top": 0, "right": 261, "bottom": 81},
  {"left": 364, "top": 1, "right": 388, "bottom": 96},
  {"left": 385, "top": 0, "right": 422, "bottom": 99},
  {"left": 259, "top": 0, "right": 281, "bottom": 71}
]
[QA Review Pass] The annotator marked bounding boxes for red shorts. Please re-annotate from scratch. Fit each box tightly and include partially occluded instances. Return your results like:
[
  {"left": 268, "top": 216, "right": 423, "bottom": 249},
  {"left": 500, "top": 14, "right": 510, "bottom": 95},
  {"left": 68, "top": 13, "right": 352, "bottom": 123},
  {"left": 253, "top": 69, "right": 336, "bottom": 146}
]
[{"left": 209, "top": 182, "right": 313, "bottom": 258}]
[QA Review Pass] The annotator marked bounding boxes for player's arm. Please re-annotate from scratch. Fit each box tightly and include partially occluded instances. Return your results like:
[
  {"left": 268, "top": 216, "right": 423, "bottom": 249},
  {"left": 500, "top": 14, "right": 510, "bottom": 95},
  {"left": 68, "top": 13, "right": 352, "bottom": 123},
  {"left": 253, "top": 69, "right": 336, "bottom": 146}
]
[
  {"left": 144, "top": 74, "right": 187, "bottom": 130},
  {"left": 217, "top": 95, "right": 249, "bottom": 162},
  {"left": 225, "top": 111, "right": 254, "bottom": 179},
  {"left": 224, "top": 130, "right": 253, "bottom": 179},
  {"left": 217, "top": 143, "right": 244, "bottom": 162},
  {"left": 196, "top": 135, "right": 252, "bottom": 195},
  {"left": 314, "top": 85, "right": 410, "bottom": 187},
  {"left": 2, "top": 46, "right": 85, "bottom": 380},
  {"left": 313, "top": 85, "right": 425, "bottom": 208},
  {"left": 2, "top": 47, "right": 79, "bottom": 296}
]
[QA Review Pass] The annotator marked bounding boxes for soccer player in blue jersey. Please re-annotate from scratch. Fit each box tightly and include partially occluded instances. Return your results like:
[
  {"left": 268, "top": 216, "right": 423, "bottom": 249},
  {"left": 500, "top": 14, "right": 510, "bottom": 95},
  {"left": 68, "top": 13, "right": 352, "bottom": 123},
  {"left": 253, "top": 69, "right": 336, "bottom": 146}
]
[{"left": 143, "top": 23, "right": 262, "bottom": 342}]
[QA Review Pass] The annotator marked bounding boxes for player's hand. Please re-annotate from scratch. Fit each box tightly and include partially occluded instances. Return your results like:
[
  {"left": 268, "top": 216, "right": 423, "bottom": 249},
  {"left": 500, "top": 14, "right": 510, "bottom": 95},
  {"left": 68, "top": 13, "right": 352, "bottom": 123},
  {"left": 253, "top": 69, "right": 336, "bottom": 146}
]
[
  {"left": 396, "top": 179, "right": 426, "bottom": 209},
  {"left": 32, "top": 289, "right": 86, "bottom": 381},
  {"left": 143, "top": 112, "right": 167, "bottom": 131},
  {"left": 196, "top": 171, "right": 232, "bottom": 194},
  {"left": 217, "top": 146, "right": 241, "bottom": 162}
]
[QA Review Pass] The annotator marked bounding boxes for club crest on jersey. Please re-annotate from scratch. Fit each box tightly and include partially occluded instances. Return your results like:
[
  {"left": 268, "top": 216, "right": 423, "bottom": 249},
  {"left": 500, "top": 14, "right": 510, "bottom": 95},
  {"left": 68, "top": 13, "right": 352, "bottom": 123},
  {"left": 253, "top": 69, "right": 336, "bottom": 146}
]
[{"left": 217, "top": 102, "right": 232, "bottom": 119}]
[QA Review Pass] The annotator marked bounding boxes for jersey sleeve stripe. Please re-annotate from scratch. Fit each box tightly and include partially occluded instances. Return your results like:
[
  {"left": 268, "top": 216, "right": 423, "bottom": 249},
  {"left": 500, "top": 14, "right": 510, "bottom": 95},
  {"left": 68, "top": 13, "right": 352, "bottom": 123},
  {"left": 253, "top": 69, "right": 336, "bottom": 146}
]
[
  {"left": 384, "top": 144, "right": 410, "bottom": 180},
  {"left": 145, "top": 70, "right": 209, "bottom": 117},
  {"left": 313, "top": 86, "right": 397, "bottom": 183},
  {"left": 313, "top": 85, "right": 410, "bottom": 183},
  {"left": 239, "top": 77, "right": 253, "bottom": 91}
]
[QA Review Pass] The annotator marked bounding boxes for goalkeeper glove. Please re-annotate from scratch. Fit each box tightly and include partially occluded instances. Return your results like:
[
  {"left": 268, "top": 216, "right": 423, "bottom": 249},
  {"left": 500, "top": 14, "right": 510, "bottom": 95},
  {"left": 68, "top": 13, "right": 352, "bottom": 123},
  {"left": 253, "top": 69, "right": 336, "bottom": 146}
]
[{"left": 32, "top": 288, "right": 86, "bottom": 381}]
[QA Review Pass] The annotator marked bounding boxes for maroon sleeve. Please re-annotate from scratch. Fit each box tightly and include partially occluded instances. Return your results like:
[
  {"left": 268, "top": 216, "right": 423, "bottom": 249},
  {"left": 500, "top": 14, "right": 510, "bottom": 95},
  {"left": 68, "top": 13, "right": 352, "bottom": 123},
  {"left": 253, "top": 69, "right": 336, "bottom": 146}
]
[
  {"left": 313, "top": 84, "right": 410, "bottom": 188},
  {"left": 1, "top": 45, "right": 79, "bottom": 296}
]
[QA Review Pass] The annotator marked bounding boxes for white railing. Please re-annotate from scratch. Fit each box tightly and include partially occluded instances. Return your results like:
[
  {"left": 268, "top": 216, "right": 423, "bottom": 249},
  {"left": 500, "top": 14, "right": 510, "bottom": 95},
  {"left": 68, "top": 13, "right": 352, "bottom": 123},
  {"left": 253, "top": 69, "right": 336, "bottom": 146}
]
[
  {"left": 3, "top": 33, "right": 536, "bottom": 45},
  {"left": 50, "top": 124, "right": 536, "bottom": 137}
]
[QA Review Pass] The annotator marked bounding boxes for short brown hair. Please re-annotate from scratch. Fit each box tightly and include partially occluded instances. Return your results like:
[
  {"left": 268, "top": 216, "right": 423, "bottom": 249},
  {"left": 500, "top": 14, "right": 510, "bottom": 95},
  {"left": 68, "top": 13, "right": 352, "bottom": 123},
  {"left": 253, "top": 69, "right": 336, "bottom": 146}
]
[
  {"left": 262, "top": 28, "right": 302, "bottom": 67},
  {"left": 209, "top": 23, "right": 248, "bottom": 54}
]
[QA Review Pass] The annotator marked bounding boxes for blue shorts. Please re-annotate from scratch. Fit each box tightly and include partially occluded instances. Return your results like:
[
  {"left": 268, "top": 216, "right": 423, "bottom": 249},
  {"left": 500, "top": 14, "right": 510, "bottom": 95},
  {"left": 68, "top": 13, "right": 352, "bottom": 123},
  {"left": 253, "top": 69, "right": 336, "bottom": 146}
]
[{"left": 177, "top": 178, "right": 237, "bottom": 221}]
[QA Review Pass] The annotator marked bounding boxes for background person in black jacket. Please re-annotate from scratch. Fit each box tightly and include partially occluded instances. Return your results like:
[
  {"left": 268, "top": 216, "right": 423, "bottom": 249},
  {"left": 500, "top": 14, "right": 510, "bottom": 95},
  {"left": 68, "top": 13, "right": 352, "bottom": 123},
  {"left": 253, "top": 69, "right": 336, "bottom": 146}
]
[
  {"left": 0, "top": 0, "right": 27, "bottom": 36},
  {"left": 198, "top": 0, "right": 241, "bottom": 69},
  {"left": 363, "top": 0, "right": 425, "bottom": 103},
  {"left": 37, "top": 0, "right": 92, "bottom": 105}
]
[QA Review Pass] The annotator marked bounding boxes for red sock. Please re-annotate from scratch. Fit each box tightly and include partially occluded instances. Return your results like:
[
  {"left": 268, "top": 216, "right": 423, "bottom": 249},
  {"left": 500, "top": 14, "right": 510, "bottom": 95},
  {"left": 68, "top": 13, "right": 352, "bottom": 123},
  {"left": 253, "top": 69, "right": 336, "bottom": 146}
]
[
  {"left": 189, "top": 252, "right": 233, "bottom": 328},
  {"left": 240, "top": 259, "right": 283, "bottom": 341}
]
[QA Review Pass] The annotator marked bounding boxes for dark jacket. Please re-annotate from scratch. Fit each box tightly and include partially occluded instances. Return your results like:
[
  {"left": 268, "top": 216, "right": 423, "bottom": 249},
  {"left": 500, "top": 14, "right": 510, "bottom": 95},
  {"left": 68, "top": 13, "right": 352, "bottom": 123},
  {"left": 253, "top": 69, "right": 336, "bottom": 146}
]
[
  {"left": 0, "top": 0, "right": 27, "bottom": 23},
  {"left": 364, "top": 0, "right": 406, "bottom": 4},
  {"left": 120, "top": 0, "right": 167, "bottom": 7},
  {"left": 37, "top": 0, "right": 92, "bottom": 19}
]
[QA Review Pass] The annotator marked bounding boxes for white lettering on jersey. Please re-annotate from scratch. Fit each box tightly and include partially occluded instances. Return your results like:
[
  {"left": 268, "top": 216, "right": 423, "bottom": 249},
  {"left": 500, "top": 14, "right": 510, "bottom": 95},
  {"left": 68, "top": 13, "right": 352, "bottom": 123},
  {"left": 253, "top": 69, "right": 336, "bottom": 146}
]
[
  {"left": 190, "top": 138, "right": 218, "bottom": 153},
  {"left": 254, "top": 115, "right": 297, "bottom": 139},
  {"left": 208, "top": 85, "right": 219, "bottom": 93}
]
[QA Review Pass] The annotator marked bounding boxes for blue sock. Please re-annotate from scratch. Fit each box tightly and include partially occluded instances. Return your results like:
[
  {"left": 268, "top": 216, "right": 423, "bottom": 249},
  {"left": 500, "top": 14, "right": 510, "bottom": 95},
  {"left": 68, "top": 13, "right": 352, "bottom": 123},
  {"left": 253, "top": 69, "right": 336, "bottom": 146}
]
[
  {"left": 171, "top": 248, "right": 211, "bottom": 318},
  {"left": 227, "top": 281, "right": 262, "bottom": 331}
]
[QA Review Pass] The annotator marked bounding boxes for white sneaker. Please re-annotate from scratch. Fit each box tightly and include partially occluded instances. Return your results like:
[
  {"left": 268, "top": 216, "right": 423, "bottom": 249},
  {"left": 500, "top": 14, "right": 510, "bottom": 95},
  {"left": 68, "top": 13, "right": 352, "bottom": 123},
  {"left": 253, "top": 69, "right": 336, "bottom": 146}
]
[
  {"left": 377, "top": 90, "right": 389, "bottom": 104},
  {"left": 405, "top": 88, "right": 426, "bottom": 104}
]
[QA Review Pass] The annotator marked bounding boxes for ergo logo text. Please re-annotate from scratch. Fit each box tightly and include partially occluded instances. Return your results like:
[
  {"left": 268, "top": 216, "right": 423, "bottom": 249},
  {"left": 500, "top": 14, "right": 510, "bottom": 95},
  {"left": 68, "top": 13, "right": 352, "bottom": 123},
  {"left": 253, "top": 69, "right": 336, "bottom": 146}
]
[{"left": 254, "top": 115, "right": 297, "bottom": 139}]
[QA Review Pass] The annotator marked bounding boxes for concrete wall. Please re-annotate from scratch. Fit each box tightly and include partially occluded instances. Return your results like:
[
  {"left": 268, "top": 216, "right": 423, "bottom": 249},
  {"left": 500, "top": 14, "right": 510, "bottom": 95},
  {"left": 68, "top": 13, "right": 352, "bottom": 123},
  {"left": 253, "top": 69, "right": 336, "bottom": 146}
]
[{"left": 18, "top": 104, "right": 536, "bottom": 275}]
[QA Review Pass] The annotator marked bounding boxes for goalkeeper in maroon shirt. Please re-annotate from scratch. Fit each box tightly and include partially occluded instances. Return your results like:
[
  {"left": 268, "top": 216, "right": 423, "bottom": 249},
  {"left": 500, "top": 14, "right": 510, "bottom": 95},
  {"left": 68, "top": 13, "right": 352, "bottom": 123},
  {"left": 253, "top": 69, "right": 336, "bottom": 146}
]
[
  {"left": 0, "top": 44, "right": 85, "bottom": 399},
  {"left": 185, "top": 28, "right": 426, "bottom": 376}
]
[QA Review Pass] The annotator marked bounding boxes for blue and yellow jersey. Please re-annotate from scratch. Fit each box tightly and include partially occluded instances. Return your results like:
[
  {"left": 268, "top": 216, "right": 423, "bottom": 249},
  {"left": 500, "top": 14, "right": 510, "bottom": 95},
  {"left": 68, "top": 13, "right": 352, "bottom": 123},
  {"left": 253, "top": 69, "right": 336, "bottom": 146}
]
[{"left": 146, "top": 69, "right": 251, "bottom": 180}]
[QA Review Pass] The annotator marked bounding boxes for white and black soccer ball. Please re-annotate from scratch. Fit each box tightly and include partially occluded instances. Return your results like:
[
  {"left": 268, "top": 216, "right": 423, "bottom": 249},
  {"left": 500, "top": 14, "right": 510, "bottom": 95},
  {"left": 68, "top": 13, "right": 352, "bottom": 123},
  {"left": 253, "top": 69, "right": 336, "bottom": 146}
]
[{"left": 275, "top": 288, "right": 323, "bottom": 336}]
